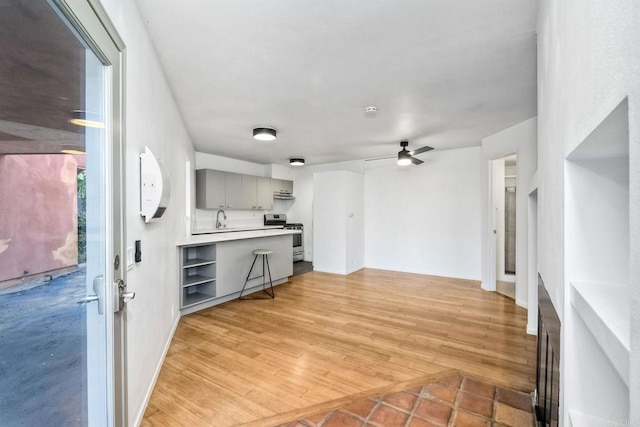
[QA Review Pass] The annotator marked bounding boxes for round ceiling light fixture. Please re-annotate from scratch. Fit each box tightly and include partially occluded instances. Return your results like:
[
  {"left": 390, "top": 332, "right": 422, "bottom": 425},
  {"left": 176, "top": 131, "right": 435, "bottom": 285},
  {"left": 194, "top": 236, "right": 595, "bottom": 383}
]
[
  {"left": 364, "top": 106, "right": 377, "bottom": 113},
  {"left": 289, "top": 158, "right": 305, "bottom": 166},
  {"left": 253, "top": 127, "right": 277, "bottom": 141}
]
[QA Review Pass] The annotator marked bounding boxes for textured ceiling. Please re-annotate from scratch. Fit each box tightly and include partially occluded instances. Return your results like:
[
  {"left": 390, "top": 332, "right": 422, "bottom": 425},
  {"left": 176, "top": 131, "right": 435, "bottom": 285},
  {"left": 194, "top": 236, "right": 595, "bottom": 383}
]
[
  {"left": 137, "top": 0, "right": 538, "bottom": 166},
  {"left": 0, "top": 0, "right": 86, "bottom": 154}
]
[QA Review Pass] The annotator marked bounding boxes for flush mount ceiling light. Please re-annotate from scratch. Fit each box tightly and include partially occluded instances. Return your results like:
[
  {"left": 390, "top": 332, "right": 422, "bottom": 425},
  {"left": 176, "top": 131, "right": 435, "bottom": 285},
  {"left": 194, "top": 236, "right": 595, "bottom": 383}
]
[
  {"left": 253, "top": 127, "right": 277, "bottom": 141},
  {"left": 289, "top": 158, "right": 305, "bottom": 166},
  {"left": 69, "top": 110, "right": 105, "bottom": 128},
  {"left": 364, "top": 106, "right": 377, "bottom": 113}
]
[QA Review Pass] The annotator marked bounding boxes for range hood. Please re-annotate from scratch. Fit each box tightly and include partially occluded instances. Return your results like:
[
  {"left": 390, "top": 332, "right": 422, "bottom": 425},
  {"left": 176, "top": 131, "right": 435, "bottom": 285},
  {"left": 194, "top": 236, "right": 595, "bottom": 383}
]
[{"left": 273, "top": 191, "right": 295, "bottom": 200}]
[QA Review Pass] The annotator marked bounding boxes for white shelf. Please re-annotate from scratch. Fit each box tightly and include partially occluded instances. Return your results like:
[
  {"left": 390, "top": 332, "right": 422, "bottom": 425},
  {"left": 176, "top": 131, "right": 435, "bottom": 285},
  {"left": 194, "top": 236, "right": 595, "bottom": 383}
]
[
  {"left": 570, "top": 281, "right": 629, "bottom": 385},
  {"left": 183, "top": 274, "right": 215, "bottom": 287},
  {"left": 183, "top": 258, "right": 216, "bottom": 268},
  {"left": 182, "top": 291, "right": 216, "bottom": 308}
]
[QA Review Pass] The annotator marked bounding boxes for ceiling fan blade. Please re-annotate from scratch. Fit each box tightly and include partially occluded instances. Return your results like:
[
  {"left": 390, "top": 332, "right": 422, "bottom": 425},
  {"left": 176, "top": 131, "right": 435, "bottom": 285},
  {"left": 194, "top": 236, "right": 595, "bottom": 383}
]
[
  {"left": 410, "top": 145, "right": 434, "bottom": 155},
  {"left": 411, "top": 157, "right": 424, "bottom": 165}
]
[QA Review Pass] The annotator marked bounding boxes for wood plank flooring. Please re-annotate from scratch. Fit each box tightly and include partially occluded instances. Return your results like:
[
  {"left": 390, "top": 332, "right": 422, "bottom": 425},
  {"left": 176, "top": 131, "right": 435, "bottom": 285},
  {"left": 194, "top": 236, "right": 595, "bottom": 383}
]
[{"left": 142, "top": 269, "right": 536, "bottom": 426}]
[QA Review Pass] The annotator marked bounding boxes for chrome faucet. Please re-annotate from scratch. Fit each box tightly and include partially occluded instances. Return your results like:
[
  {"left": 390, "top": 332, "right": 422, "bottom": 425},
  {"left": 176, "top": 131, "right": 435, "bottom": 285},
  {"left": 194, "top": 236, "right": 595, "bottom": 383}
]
[{"left": 216, "top": 209, "right": 227, "bottom": 229}]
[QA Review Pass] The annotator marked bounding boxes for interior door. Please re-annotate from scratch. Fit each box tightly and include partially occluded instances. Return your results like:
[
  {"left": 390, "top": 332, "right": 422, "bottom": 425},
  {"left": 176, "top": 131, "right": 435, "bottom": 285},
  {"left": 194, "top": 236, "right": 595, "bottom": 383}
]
[{"left": 0, "top": 0, "right": 126, "bottom": 425}]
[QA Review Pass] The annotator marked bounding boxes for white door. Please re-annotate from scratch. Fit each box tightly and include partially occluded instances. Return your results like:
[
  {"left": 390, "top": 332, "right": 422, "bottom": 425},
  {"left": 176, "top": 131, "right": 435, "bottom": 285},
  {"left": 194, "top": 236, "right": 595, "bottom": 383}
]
[{"left": 0, "top": 0, "right": 127, "bottom": 425}]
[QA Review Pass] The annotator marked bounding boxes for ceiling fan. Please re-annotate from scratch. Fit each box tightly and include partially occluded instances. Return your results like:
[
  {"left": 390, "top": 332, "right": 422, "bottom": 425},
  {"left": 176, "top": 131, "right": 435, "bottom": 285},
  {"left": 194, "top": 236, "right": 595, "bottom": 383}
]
[{"left": 396, "top": 141, "right": 433, "bottom": 166}]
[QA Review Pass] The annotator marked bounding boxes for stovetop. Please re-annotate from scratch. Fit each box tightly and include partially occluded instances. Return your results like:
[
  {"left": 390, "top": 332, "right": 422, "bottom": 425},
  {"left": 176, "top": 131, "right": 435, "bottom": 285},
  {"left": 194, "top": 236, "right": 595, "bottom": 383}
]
[{"left": 265, "top": 214, "right": 303, "bottom": 228}]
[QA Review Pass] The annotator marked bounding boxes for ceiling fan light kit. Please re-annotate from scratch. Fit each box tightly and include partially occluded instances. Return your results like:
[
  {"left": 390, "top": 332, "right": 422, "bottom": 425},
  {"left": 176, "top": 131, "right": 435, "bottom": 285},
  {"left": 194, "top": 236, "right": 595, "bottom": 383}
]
[
  {"left": 397, "top": 150, "right": 412, "bottom": 166},
  {"left": 396, "top": 140, "right": 433, "bottom": 166},
  {"left": 253, "top": 127, "right": 277, "bottom": 141}
]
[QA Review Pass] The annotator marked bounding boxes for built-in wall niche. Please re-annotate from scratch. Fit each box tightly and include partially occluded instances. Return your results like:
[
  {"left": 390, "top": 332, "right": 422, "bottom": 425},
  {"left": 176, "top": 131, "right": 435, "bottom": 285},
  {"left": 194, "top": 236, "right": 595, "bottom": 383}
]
[{"left": 564, "top": 98, "right": 630, "bottom": 424}]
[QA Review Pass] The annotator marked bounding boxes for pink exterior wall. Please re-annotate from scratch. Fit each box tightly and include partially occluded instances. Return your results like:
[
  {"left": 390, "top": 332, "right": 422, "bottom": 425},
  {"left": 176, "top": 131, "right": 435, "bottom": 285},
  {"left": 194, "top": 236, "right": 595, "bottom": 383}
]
[{"left": 0, "top": 154, "right": 79, "bottom": 283}]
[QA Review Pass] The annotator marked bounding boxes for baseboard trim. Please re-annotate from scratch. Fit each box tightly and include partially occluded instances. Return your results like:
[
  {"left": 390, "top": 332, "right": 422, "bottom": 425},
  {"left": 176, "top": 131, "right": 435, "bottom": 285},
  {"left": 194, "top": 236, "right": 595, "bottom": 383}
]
[
  {"left": 516, "top": 298, "right": 527, "bottom": 309},
  {"left": 134, "top": 313, "right": 180, "bottom": 426},
  {"left": 481, "top": 281, "right": 496, "bottom": 292}
]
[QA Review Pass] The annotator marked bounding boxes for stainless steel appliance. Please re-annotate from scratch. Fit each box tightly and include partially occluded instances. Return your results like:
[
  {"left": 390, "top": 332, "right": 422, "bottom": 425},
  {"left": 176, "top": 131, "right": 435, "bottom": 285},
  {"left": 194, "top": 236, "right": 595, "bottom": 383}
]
[{"left": 264, "top": 214, "right": 304, "bottom": 262}]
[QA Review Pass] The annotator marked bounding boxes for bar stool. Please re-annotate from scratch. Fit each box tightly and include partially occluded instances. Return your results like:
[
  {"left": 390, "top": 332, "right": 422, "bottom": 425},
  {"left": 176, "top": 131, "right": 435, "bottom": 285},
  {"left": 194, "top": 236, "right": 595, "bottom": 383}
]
[{"left": 239, "top": 249, "right": 274, "bottom": 299}]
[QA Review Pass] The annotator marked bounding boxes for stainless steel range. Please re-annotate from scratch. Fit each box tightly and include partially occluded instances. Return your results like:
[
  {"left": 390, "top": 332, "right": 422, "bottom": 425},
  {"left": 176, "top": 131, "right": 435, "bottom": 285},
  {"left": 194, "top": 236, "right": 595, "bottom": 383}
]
[{"left": 264, "top": 214, "right": 304, "bottom": 262}]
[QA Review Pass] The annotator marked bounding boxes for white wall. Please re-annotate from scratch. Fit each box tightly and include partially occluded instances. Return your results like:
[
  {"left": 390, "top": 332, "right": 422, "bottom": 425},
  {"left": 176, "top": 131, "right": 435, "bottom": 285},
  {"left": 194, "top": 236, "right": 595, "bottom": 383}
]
[
  {"left": 537, "top": 0, "right": 640, "bottom": 423},
  {"left": 98, "top": 1, "right": 195, "bottom": 425},
  {"left": 312, "top": 170, "right": 364, "bottom": 274},
  {"left": 480, "top": 117, "right": 537, "bottom": 310},
  {"left": 364, "top": 147, "right": 482, "bottom": 280},
  {"left": 287, "top": 160, "right": 364, "bottom": 261}
]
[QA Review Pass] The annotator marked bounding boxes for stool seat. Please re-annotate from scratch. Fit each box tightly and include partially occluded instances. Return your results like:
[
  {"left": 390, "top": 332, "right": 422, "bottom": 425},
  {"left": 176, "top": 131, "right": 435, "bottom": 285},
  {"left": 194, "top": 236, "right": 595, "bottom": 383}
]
[{"left": 252, "top": 249, "right": 272, "bottom": 256}]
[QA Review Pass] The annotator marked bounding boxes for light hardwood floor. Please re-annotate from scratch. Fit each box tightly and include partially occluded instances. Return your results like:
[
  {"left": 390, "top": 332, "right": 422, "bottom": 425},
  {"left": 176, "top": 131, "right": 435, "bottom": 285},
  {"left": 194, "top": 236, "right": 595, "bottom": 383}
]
[{"left": 142, "top": 269, "right": 536, "bottom": 426}]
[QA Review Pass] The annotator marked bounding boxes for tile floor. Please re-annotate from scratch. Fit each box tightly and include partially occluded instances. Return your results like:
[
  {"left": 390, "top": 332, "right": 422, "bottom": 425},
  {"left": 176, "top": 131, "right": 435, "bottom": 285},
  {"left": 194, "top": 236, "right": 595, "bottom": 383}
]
[{"left": 277, "top": 375, "right": 535, "bottom": 427}]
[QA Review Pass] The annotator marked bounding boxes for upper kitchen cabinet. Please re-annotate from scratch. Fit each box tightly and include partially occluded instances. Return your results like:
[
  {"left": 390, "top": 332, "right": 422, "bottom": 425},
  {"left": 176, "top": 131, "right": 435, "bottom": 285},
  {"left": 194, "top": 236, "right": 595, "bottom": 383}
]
[
  {"left": 196, "top": 169, "right": 226, "bottom": 209},
  {"left": 196, "top": 169, "right": 281, "bottom": 210},
  {"left": 240, "top": 174, "right": 257, "bottom": 209},
  {"left": 241, "top": 175, "right": 273, "bottom": 210},
  {"left": 257, "top": 177, "right": 273, "bottom": 210},
  {"left": 195, "top": 169, "right": 243, "bottom": 209},
  {"left": 224, "top": 172, "right": 243, "bottom": 209},
  {"left": 272, "top": 178, "right": 294, "bottom": 197}
]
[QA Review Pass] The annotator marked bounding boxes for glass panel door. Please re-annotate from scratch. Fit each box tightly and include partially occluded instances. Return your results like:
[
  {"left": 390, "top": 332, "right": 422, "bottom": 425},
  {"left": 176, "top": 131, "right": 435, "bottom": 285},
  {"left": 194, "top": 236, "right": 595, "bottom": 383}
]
[{"left": 0, "top": 1, "right": 121, "bottom": 425}]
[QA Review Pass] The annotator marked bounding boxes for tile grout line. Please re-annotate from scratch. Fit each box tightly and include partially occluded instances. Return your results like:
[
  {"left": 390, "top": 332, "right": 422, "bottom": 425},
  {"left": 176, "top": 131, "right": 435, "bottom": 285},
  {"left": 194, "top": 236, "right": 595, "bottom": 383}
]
[
  {"left": 362, "top": 398, "right": 384, "bottom": 426},
  {"left": 447, "top": 379, "right": 463, "bottom": 427},
  {"left": 403, "top": 385, "right": 425, "bottom": 427}
]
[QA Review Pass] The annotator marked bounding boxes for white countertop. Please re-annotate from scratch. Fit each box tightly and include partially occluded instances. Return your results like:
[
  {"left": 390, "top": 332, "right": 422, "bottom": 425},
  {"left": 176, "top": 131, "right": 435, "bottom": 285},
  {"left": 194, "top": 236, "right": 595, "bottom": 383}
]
[
  {"left": 177, "top": 228, "right": 301, "bottom": 246},
  {"left": 192, "top": 225, "right": 283, "bottom": 234}
]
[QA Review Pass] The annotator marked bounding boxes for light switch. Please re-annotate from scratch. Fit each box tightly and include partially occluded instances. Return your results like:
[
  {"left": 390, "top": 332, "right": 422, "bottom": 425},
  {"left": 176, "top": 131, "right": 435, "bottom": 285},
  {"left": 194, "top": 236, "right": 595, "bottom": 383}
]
[{"left": 126, "top": 246, "right": 135, "bottom": 271}]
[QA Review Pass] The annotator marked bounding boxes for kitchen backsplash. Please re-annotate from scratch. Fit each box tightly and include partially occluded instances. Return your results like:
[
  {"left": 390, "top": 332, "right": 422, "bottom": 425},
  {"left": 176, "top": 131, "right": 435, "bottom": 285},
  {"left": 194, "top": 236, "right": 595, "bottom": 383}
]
[
  {"left": 193, "top": 209, "right": 263, "bottom": 232},
  {"left": 193, "top": 199, "right": 294, "bottom": 233}
]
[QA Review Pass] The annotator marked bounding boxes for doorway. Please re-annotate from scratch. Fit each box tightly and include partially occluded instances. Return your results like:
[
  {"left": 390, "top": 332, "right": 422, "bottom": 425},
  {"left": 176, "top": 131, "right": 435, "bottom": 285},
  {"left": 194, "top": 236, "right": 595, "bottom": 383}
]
[
  {"left": 492, "top": 154, "right": 517, "bottom": 299},
  {"left": 0, "top": 0, "right": 126, "bottom": 425}
]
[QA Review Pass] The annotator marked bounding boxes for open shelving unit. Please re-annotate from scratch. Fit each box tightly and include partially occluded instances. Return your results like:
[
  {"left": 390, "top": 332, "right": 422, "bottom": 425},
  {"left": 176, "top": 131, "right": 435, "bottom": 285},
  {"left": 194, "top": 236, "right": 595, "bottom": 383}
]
[
  {"left": 180, "top": 243, "right": 216, "bottom": 309},
  {"left": 564, "top": 99, "right": 630, "bottom": 425}
]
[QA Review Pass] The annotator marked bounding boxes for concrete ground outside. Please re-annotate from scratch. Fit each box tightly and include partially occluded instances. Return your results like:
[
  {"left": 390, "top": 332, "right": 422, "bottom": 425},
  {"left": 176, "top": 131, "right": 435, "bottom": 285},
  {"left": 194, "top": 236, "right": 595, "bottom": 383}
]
[{"left": 0, "top": 268, "right": 87, "bottom": 427}]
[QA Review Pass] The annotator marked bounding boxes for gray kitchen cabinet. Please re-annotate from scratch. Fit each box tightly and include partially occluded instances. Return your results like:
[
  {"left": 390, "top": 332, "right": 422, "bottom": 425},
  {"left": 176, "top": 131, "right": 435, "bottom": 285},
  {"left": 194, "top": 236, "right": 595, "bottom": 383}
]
[
  {"left": 241, "top": 174, "right": 258, "bottom": 209},
  {"left": 224, "top": 172, "right": 243, "bottom": 209},
  {"left": 256, "top": 176, "right": 272, "bottom": 210},
  {"left": 272, "top": 178, "right": 293, "bottom": 194},
  {"left": 196, "top": 169, "right": 226, "bottom": 209},
  {"left": 196, "top": 169, "right": 290, "bottom": 210},
  {"left": 216, "top": 235, "right": 292, "bottom": 297}
]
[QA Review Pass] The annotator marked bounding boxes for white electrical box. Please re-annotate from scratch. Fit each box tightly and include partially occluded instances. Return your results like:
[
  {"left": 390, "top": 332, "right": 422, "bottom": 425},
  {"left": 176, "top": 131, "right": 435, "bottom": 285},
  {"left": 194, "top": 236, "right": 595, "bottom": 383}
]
[{"left": 140, "top": 146, "right": 171, "bottom": 223}]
